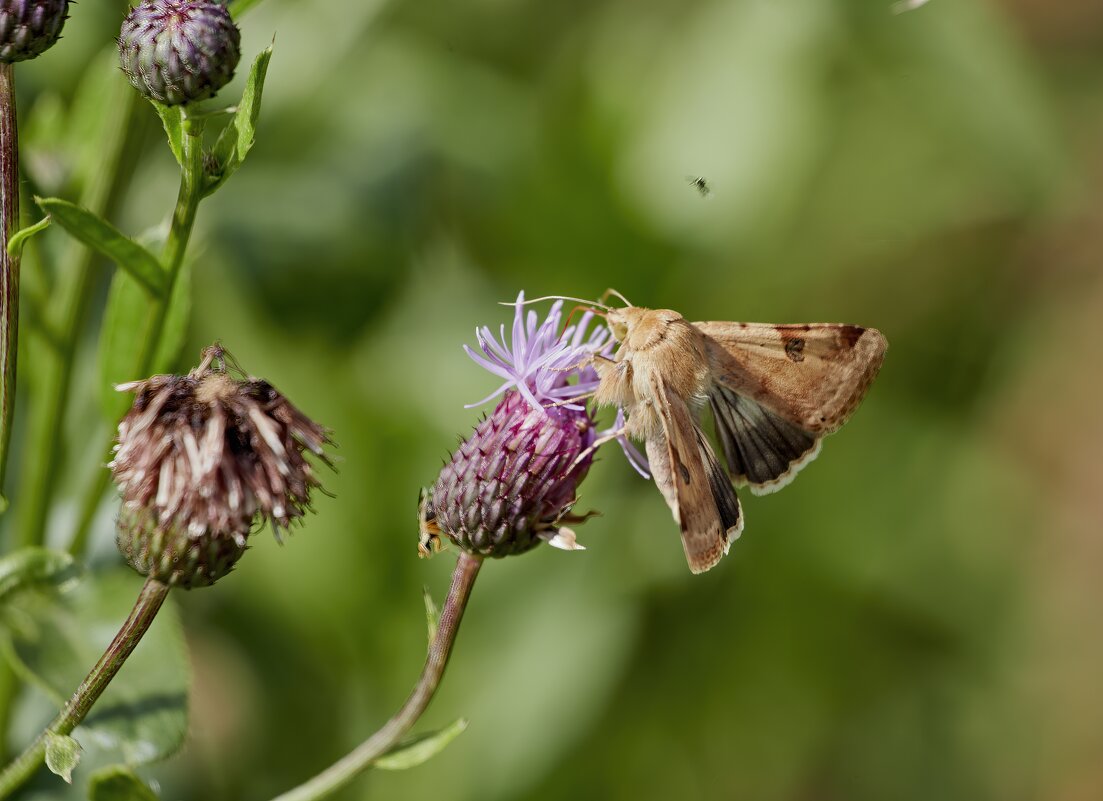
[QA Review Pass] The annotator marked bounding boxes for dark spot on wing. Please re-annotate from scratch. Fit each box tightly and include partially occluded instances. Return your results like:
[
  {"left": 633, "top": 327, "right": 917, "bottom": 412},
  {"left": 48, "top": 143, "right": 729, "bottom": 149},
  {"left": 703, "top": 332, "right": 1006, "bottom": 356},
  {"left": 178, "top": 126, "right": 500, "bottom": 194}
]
[
  {"left": 839, "top": 326, "right": 863, "bottom": 348},
  {"left": 784, "top": 337, "right": 805, "bottom": 362},
  {"left": 678, "top": 463, "right": 691, "bottom": 484}
]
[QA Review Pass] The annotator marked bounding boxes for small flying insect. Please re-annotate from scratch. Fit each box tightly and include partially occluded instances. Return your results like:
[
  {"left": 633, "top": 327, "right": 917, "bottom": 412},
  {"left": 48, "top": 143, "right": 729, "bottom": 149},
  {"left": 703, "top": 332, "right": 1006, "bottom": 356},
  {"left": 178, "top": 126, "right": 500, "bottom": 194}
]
[{"left": 687, "top": 176, "right": 712, "bottom": 197}]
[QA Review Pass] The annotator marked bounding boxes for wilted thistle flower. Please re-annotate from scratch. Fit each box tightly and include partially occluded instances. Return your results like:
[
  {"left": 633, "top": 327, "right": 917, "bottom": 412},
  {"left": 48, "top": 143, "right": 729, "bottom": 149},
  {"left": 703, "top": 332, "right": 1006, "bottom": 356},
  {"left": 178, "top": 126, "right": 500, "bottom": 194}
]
[
  {"left": 0, "top": 0, "right": 69, "bottom": 63},
  {"left": 118, "top": 0, "right": 240, "bottom": 106},
  {"left": 111, "top": 345, "right": 330, "bottom": 588},
  {"left": 421, "top": 293, "right": 615, "bottom": 559}
]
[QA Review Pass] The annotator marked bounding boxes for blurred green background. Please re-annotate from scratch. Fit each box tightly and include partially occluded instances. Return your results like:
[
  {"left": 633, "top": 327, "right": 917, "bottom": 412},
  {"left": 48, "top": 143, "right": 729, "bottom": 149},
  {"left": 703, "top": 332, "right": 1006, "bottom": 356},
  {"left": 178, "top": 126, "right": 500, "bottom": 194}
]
[{"left": 7, "top": 0, "right": 1103, "bottom": 798}]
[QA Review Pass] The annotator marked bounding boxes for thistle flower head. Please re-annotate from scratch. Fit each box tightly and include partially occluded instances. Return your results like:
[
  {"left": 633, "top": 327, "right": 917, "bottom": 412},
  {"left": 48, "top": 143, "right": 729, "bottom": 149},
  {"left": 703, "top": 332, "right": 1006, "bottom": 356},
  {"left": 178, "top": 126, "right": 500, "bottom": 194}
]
[
  {"left": 425, "top": 293, "right": 610, "bottom": 559},
  {"left": 111, "top": 345, "right": 330, "bottom": 588},
  {"left": 117, "top": 0, "right": 240, "bottom": 106},
  {"left": 0, "top": 0, "right": 69, "bottom": 63}
]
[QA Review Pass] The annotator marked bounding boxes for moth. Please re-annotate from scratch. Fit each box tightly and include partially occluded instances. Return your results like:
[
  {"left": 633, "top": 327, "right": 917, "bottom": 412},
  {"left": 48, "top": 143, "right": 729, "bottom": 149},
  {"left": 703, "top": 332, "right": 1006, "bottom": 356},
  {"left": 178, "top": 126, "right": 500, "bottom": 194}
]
[{"left": 584, "top": 298, "right": 886, "bottom": 574}]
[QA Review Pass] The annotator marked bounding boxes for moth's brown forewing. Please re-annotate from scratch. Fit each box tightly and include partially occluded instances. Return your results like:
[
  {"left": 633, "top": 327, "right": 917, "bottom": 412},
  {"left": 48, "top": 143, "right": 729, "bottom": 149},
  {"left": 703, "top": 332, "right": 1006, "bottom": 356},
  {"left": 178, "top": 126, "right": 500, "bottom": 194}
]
[
  {"left": 695, "top": 322, "right": 887, "bottom": 433},
  {"left": 645, "top": 369, "right": 742, "bottom": 574}
]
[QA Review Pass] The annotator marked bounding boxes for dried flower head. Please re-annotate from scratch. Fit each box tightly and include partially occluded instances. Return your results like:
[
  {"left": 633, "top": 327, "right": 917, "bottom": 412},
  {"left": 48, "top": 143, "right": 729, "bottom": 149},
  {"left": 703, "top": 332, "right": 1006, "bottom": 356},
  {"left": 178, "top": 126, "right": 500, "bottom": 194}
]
[
  {"left": 117, "top": 0, "right": 240, "bottom": 106},
  {"left": 111, "top": 345, "right": 330, "bottom": 588},
  {"left": 423, "top": 293, "right": 612, "bottom": 559},
  {"left": 0, "top": 0, "right": 69, "bottom": 63}
]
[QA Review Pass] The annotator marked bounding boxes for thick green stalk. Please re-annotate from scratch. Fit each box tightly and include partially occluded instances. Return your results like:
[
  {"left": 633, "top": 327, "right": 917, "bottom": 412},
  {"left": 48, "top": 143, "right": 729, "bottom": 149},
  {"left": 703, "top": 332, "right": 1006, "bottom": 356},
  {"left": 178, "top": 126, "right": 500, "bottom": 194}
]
[
  {"left": 270, "top": 552, "right": 483, "bottom": 801},
  {"left": 0, "top": 63, "right": 19, "bottom": 504},
  {"left": 142, "top": 114, "right": 203, "bottom": 368},
  {"left": 0, "top": 577, "right": 171, "bottom": 799},
  {"left": 66, "top": 114, "right": 205, "bottom": 559}
]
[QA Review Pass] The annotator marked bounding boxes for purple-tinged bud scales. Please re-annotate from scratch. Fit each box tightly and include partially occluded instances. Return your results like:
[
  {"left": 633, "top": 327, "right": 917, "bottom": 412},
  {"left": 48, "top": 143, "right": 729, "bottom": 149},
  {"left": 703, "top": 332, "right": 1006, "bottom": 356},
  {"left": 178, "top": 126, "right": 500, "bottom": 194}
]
[
  {"left": 118, "top": 0, "right": 240, "bottom": 106},
  {"left": 0, "top": 0, "right": 68, "bottom": 63}
]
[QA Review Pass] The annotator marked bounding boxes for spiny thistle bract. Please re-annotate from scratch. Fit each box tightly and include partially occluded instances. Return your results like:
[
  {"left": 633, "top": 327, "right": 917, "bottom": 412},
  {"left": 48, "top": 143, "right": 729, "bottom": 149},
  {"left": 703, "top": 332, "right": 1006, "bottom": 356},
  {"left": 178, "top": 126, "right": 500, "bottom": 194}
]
[
  {"left": 424, "top": 293, "right": 643, "bottom": 559},
  {"left": 118, "top": 0, "right": 240, "bottom": 106},
  {"left": 111, "top": 345, "right": 331, "bottom": 588},
  {"left": 0, "top": 0, "right": 69, "bottom": 63}
]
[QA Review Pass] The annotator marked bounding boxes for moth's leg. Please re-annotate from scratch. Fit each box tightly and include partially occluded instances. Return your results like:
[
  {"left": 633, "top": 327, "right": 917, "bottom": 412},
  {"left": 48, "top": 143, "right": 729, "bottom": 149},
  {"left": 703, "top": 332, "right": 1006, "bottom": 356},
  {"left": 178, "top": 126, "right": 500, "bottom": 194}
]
[
  {"left": 548, "top": 350, "right": 616, "bottom": 374},
  {"left": 548, "top": 391, "right": 597, "bottom": 408},
  {"left": 566, "top": 424, "right": 632, "bottom": 471}
]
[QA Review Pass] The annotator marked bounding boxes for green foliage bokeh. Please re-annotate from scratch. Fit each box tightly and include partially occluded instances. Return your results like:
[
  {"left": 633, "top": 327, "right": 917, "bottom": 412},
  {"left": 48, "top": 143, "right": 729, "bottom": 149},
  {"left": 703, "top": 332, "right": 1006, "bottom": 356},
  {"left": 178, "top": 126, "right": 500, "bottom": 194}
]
[{"left": 9, "top": 0, "right": 1103, "bottom": 798}]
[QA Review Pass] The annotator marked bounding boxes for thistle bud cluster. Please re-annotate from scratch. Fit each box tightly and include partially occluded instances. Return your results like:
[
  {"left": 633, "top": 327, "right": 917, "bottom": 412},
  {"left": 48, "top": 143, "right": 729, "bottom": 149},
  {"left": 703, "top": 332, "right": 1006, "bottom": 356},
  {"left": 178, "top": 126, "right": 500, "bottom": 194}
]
[{"left": 111, "top": 346, "right": 330, "bottom": 588}]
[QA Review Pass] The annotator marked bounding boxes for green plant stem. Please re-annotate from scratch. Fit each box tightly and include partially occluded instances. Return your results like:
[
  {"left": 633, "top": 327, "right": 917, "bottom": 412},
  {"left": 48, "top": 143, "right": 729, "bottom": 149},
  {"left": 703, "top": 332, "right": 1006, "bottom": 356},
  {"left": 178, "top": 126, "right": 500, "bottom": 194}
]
[
  {"left": 0, "top": 65, "right": 20, "bottom": 765},
  {"left": 0, "top": 670, "right": 13, "bottom": 763},
  {"left": 147, "top": 114, "right": 203, "bottom": 359},
  {"left": 19, "top": 90, "right": 142, "bottom": 550},
  {"left": 0, "top": 577, "right": 171, "bottom": 799},
  {"left": 0, "top": 63, "right": 19, "bottom": 504},
  {"left": 66, "top": 114, "right": 205, "bottom": 559},
  {"left": 270, "top": 552, "right": 483, "bottom": 801}
]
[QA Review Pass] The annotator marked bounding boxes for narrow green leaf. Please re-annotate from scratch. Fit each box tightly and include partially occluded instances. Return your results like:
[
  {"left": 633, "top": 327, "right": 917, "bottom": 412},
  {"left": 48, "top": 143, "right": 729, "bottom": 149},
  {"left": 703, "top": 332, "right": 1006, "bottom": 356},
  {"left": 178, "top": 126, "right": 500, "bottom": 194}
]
[
  {"left": 204, "top": 46, "right": 273, "bottom": 197},
  {"left": 97, "top": 273, "right": 152, "bottom": 420},
  {"left": 150, "top": 101, "right": 184, "bottom": 168},
  {"left": 7, "top": 216, "right": 51, "bottom": 259},
  {"left": 373, "top": 719, "right": 468, "bottom": 770},
  {"left": 35, "top": 198, "right": 166, "bottom": 297},
  {"left": 0, "top": 547, "right": 76, "bottom": 603},
  {"left": 423, "top": 586, "right": 440, "bottom": 646},
  {"left": 2, "top": 569, "right": 189, "bottom": 765},
  {"left": 45, "top": 732, "right": 82, "bottom": 784},
  {"left": 88, "top": 765, "right": 159, "bottom": 801}
]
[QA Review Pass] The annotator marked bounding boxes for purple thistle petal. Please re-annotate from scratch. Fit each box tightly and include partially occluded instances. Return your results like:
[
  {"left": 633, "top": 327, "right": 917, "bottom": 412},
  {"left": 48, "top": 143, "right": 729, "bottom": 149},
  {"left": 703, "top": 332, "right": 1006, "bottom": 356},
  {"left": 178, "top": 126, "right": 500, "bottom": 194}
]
[
  {"left": 463, "top": 378, "right": 515, "bottom": 409},
  {"left": 461, "top": 291, "right": 650, "bottom": 481}
]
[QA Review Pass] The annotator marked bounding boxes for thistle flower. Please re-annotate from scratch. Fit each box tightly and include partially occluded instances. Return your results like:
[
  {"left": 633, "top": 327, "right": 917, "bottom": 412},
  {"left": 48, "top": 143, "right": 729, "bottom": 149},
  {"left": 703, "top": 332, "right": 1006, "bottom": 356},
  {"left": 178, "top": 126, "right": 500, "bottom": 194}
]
[
  {"left": 117, "top": 0, "right": 240, "bottom": 106},
  {"left": 0, "top": 0, "right": 68, "bottom": 63},
  {"left": 423, "top": 293, "right": 612, "bottom": 559},
  {"left": 111, "top": 345, "right": 330, "bottom": 588}
]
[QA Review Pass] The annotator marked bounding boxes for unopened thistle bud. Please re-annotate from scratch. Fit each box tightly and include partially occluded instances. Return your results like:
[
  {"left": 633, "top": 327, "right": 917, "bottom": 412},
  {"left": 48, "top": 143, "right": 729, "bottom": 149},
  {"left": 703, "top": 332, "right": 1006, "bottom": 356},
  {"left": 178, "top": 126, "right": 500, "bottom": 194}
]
[
  {"left": 0, "top": 0, "right": 69, "bottom": 63},
  {"left": 118, "top": 0, "right": 240, "bottom": 106},
  {"left": 423, "top": 293, "right": 630, "bottom": 559},
  {"left": 111, "top": 345, "right": 331, "bottom": 588}
]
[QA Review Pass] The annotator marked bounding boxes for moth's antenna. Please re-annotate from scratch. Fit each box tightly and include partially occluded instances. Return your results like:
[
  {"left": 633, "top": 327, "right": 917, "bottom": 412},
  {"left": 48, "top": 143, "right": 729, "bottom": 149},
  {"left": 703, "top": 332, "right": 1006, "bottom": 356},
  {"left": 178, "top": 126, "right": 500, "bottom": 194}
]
[
  {"left": 561, "top": 304, "right": 605, "bottom": 338},
  {"left": 600, "top": 288, "right": 633, "bottom": 307},
  {"left": 499, "top": 295, "right": 613, "bottom": 311}
]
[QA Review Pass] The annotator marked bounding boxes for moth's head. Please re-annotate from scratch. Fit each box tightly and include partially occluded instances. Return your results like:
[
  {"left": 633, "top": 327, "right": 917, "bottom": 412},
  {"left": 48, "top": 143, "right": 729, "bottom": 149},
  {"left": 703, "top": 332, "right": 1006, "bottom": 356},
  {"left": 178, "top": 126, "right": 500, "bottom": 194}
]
[
  {"left": 606, "top": 308, "right": 629, "bottom": 342},
  {"left": 607, "top": 306, "right": 679, "bottom": 345}
]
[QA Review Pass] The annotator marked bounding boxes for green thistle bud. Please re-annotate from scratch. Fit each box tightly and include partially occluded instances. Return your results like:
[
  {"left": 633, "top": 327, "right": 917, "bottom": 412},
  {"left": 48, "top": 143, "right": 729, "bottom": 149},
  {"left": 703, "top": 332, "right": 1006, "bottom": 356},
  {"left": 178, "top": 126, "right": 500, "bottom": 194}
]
[
  {"left": 115, "top": 506, "right": 247, "bottom": 589},
  {"left": 110, "top": 345, "right": 331, "bottom": 589},
  {"left": 0, "top": 0, "right": 69, "bottom": 63},
  {"left": 117, "top": 0, "right": 240, "bottom": 106}
]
